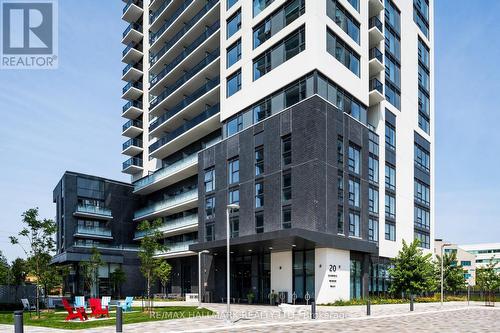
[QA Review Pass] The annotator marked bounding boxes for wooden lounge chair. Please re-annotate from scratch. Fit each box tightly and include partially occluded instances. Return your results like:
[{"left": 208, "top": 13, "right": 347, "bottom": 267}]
[
  {"left": 101, "top": 296, "right": 111, "bottom": 309},
  {"left": 89, "top": 298, "right": 109, "bottom": 318},
  {"left": 62, "top": 298, "right": 88, "bottom": 321}
]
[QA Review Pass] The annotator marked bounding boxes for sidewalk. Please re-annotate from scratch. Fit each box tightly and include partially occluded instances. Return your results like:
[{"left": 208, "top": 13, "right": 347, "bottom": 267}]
[{"left": 0, "top": 301, "right": 492, "bottom": 333}]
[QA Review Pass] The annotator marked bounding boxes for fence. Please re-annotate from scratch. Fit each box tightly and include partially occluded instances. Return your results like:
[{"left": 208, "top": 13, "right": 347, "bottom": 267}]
[{"left": 0, "top": 285, "right": 37, "bottom": 305}]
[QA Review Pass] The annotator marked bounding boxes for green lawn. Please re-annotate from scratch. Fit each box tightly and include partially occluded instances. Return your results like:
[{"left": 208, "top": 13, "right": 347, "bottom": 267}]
[{"left": 0, "top": 306, "right": 214, "bottom": 329}]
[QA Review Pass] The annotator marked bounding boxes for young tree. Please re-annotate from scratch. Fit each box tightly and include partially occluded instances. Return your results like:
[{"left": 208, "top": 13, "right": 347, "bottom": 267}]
[
  {"left": 10, "top": 208, "right": 57, "bottom": 317},
  {"left": 154, "top": 260, "right": 172, "bottom": 295},
  {"left": 110, "top": 267, "right": 127, "bottom": 298},
  {"left": 80, "top": 247, "right": 103, "bottom": 298},
  {"left": 388, "top": 239, "right": 435, "bottom": 297},
  {"left": 0, "top": 251, "right": 10, "bottom": 285},
  {"left": 137, "top": 219, "right": 166, "bottom": 312},
  {"left": 476, "top": 259, "right": 500, "bottom": 293},
  {"left": 434, "top": 251, "right": 467, "bottom": 293}
]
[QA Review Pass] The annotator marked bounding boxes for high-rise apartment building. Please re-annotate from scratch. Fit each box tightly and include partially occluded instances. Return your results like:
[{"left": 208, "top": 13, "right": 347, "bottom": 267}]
[{"left": 121, "top": 0, "right": 434, "bottom": 302}]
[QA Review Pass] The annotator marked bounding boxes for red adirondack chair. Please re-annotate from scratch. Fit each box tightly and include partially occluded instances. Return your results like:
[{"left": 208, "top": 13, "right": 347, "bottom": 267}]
[
  {"left": 62, "top": 298, "right": 88, "bottom": 321},
  {"left": 89, "top": 298, "right": 109, "bottom": 318}
]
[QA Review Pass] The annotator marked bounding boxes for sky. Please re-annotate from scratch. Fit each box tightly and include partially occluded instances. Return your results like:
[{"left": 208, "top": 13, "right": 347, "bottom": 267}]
[{"left": 1, "top": 0, "right": 500, "bottom": 261}]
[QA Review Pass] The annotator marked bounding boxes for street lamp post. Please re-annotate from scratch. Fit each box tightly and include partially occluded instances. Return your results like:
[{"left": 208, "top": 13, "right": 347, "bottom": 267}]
[
  {"left": 198, "top": 250, "right": 209, "bottom": 308},
  {"left": 440, "top": 243, "right": 452, "bottom": 306},
  {"left": 226, "top": 204, "right": 239, "bottom": 324}
]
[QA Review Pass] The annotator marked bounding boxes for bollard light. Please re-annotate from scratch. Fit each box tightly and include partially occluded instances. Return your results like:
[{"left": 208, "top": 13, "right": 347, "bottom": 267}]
[
  {"left": 14, "top": 310, "right": 23, "bottom": 333},
  {"left": 116, "top": 306, "right": 123, "bottom": 333}
]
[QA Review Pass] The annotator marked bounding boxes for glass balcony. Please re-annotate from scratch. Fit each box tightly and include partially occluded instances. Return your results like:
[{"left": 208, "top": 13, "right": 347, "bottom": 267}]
[
  {"left": 369, "top": 16, "right": 383, "bottom": 31},
  {"left": 122, "top": 42, "right": 143, "bottom": 58},
  {"left": 369, "top": 47, "right": 383, "bottom": 63},
  {"left": 122, "top": 100, "right": 143, "bottom": 114},
  {"left": 369, "top": 78, "right": 383, "bottom": 94},
  {"left": 122, "top": 138, "right": 143, "bottom": 151},
  {"left": 149, "top": 0, "right": 173, "bottom": 25},
  {"left": 134, "top": 154, "right": 197, "bottom": 192},
  {"left": 134, "top": 214, "right": 198, "bottom": 239},
  {"left": 123, "top": 22, "right": 143, "bottom": 38},
  {"left": 150, "top": 75, "right": 219, "bottom": 120},
  {"left": 123, "top": 157, "right": 143, "bottom": 170},
  {"left": 150, "top": 20, "right": 219, "bottom": 68},
  {"left": 75, "top": 226, "right": 112, "bottom": 237},
  {"left": 150, "top": 0, "right": 194, "bottom": 44},
  {"left": 149, "top": 104, "right": 219, "bottom": 153},
  {"left": 123, "top": 0, "right": 143, "bottom": 14},
  {"left": 134, "top": 189, "right": 197, "bottom": 220},
  {"left": 122, "top": 62, "right": 143, "bottom": 76},
  {"left": 122, "top": 81, "right": 143, "bottom": 94},
  {"left": 122, "top": 119, "right": 143, "bottom": 132},
  {"left": 74, "top": 241, "right": 138, "bottom": 251},
  {"left": 163, "top": 239, "right": 197, "bottom": 253},
  {"left": 75, "top": 205, "right": 112, "bottom": 217}
]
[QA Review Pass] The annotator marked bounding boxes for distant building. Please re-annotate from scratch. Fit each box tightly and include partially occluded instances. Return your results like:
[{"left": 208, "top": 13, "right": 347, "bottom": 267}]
[
  {"left": 434, "top": 239, "right": 476, "bottom": 286},
  {"left": 50, "top": 171, "right": 144, "bottom": 297},
  {"left": 460, "top": 243, "right": 500, "bottom": 274}
]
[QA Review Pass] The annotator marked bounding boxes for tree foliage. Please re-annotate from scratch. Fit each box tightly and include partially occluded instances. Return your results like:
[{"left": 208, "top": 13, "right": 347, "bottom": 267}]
[
  {"left": 154, "top": 260, "right": 172, "bottom": 294},
  {"left": 9, "top": 258, "right": 28, "bottom": 286},
  {"left": 10, "top": 208, "right": 57, "bottom": 317},
  {"left": 476, "top": 258, "right": 500, "bottom": 292},
  {"left": 0, "top": 251, "right": 10, "bottom": 285},
  {"left": 80, "top": 247, "right": 103, "bottom": 298},
  {"left": 434, "top": 251, "right": 467, "bottom": 292},
  {"left": 388, "top": 239, "right": 435, "bottom": 296},
  {"left": 110, "top": 267, "right": 127, "bottom": 298}
]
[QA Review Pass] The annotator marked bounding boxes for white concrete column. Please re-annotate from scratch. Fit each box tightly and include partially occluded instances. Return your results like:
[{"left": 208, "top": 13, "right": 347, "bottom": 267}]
[
  {"left": 270, "top": 251, "right": 293, "bottom": 303},
  {"left": 315, "top": 248, "right": 351, "bottom": 304}
]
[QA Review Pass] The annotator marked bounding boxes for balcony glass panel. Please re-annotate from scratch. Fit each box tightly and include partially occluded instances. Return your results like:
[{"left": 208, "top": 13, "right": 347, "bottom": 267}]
[{"left": 134, "top": 189, "right": 198, "bottom": 219}]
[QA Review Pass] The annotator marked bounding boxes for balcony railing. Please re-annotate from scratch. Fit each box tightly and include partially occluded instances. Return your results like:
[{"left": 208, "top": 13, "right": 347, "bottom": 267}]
[
  {"left": 150, "top": 75, "right": 219, "bottom": 120},
  {"left": 122, "top": 62, "right": 143, "bottom": 76},
  {"left": 74, "top": 241, "right": 138, "bottom": 251},
  {"left": 76, "top": 205, "right": 112, "bottom": 217},
  {"left": 123, "top": 157, "right": 143, "bottom": 170},
  {"left": 134, "top": 189, "right": 197, "bottom": 220},
  {"left": 369, "top": 78, "right": 383, "bottom": 94},
  {"left": 134, "top": 153, "right": 197, "bottom": 191},
  {"left": 122, "top": 42, "right": 142, "bottom": 57},
  {"left": 123, "top": 138, "right": 143, "bottom": 151},
  {"left": 134, "top": 214, "right": 198, "bottom": 239},
  {"left": 149, "top": 0, "right": 173, "bottom": 25},
  {"left": 150, "top": 20, "right": 219, "bottom": 68},
  {"left": 369, "top": 47, "right": 383, "bottom": 63},
  {"left": 122, "top": 81, "right": 143, "bottom": 94},
  {"left": 75, "top": 226, "right": 112, "bottom": 237},
  {"left": 150, "top": 0, "right": 194, "bottom": 44},
  {"left": 122, "top": 100, "right": 143, "bottom": 113},
  {"left": 123, "top": 0, "right": 143, "bottom": 14},
  {"left": 149, "top": 104, "right": 219, "bottom": 153},
  {"left": 163, "top": 239, "right": 197, "bottom": 253},
  {"left": 369, "top": 16, "right": 383, "bottom": 32},
  {"left": 122, "top": 119, "right": 143, "bottom": 132},
  {"left": 123, "top": 22, "right": 143, "bottom": 38}
]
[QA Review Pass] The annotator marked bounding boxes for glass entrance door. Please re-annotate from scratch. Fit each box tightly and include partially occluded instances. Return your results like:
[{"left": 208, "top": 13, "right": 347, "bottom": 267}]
[{"left": 293, "top": 249, "right": 315, "bottom": 303}]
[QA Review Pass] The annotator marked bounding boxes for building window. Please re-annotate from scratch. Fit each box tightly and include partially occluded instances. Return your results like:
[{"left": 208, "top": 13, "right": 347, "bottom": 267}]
[
  {"left": 204, "top": 168, "right": 215, "bottom": 192},
  {"left": 226, "top": 114, "right": 243, "bottom": 136},
  {"left": 368, "top": 218, "right": 378, "bottom": 242},
  {"left": 227, "top": 69, "right": 242, "bottom": 97},
  {"left": 228, "top": 158, "right": 239, "bottom": 184},
  {"left": 414, "top": 144, "right": 430, "bottom": 172},
  {"left": 205, "top": 223, "right": 215, "bottom": 241},
  {"left": 368, "top": 156, "right": 379, "bottom": 183},
  {"left": 326, "top": 0, "right": 360, "bottom": 44},
  {"left": 385, "top": 81, "right": 401, "bottom": 110},
  {"left": 418, "top": 38, "right": 430, "bottom": 69},
  {"left": 348, "top": 211, "right": 360, "bottom": 237},
  {"left": 418, "top": 64, "right": 430, "bottom": 93},
  {"left": 253, "top": 99, "right": 271, "bottom": 123},
  {"left": 414, "top": 205, "right": 430, "bottom": 230},
  {"left": 348, "top": 145, "right": 360, "bottom": 174},
  {"left": 368, "top": 131, "right": 379, "bottom": 156},
  {"left": 282, "top": 134, "right": 292, "bottom": 166},
  {"left": 255, "top": 146, "right": 264, "bottom": 176},
  {"left": 347, "top": 0, "right": 359, "bottom": 12},
  {"left": 414, "top": 180, "right": 430, "bottom": 206},
  {"left": 413, "top": 0, "right": 429, "bottom": 37},
  {"left": 205, "top": 196, "right": 215, "bottom": 220},
  {"left": 385, "top": 193, "right": 396, "bottom": 219},
  {"left": 385, "top": 163, "right": 396, "bottom": 191},
  {"left": 338, "top": 173, "right": 344, "bottom": 202},
  {"left": 337, "top": 207, "right": 344, "bottom": 234},
  {"left": 385, "top": 123, "right": 396, "bottom": 150},
  {"left": 418, "top": 112, "right": 430, "bottom": 134},
  {"left": 385, "top": 0, "right": 401, "bottom": 34},
  {"left": 253, "top": 0, "right": 305, "bottom": 49},
  {"left": 227, "top": 0, "right": 238, "bottom": 10},
  {"left": 326, "top": 29, "right": 360, "bottom": 76},
  {"left": 368, "top": 187, "right": 379, "bottom": 214},
  {"left": 282, "top": 206, "right": 291, "bottom": 229},
  {"left": 253, "top": 0, "right": 275, "bottom": 17},
  {"left": 348, "top": 178, "right": 360, "bottom": 208},
  {"left": 230, "top": 216, "right": 239, "bottom": 238},
  {"left": 385, "top": 222, "right": 396, "bottom": 241},
  {"left": 282, "top": 171, "right": 292, "bottom": 201},
  {"left": 337, "top": 136, "right": 344, "bottom": 167},
  {"left": 461, "top": 261, "right": 471, "bottom": 266},
  {"left": 227, "top": 10, "right": 241, "bottom": 39},
  {"left": 255, "top": 181, "right": 264, "bottom": 208},
  {"left": 255, "top": 213, "right": 264, "bottom": 233},
  {"left": 253, "top": 26, "right": 306, "bottom": 80},
  {"left": 414, "top": 230, "right": 430, "bottom": 249},
  {"left": 229, "top": 188, "right": 240, "bottom": 206},
  {"left": 227, "top": 39, "right": 241, "bottom": 68}
]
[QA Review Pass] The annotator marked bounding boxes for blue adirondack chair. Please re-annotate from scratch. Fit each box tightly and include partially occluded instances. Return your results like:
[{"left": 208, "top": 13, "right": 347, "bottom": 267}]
[
  {"left": 74, "top": 296, "right": 86, "bottom": 309},
  {"left": 120, "top": 297, "right": 133, "bottom": 312}
]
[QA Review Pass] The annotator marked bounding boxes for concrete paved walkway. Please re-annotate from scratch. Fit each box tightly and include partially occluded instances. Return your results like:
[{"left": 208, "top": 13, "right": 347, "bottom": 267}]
[{"left": 0, "top": 301, "right": 497, "bottom": 332}]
